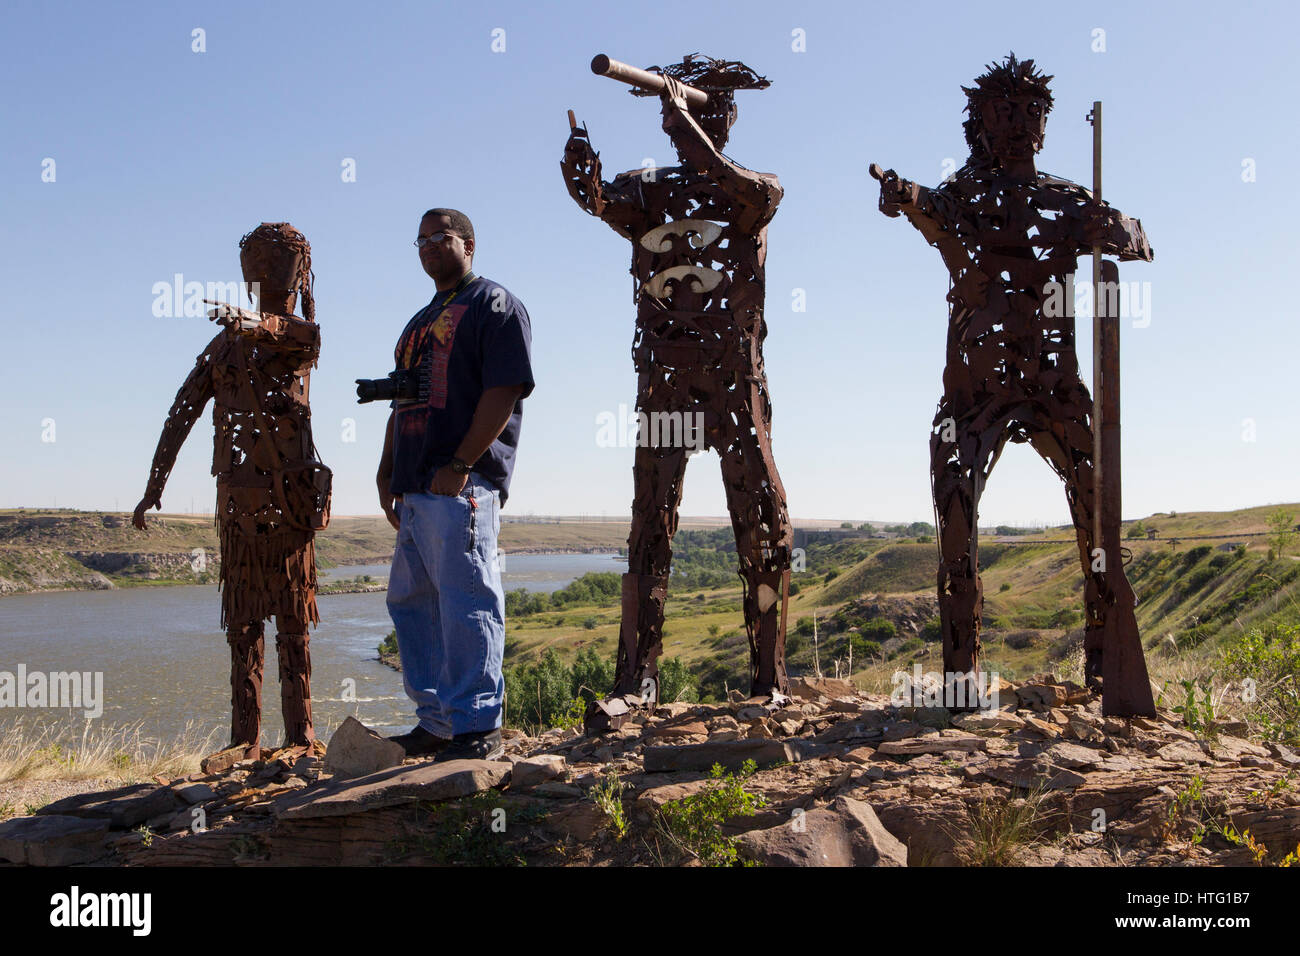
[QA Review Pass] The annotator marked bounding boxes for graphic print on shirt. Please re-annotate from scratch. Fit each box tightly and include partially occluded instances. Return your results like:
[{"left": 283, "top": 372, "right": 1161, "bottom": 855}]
[{"left": 394, "top": 302, "right": 469, "bottom": 426}]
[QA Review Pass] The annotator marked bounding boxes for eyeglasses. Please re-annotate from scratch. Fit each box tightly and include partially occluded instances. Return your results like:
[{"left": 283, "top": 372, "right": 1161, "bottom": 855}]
[{"left": 414, "top": 232, "right": 460, "bottom": 248}]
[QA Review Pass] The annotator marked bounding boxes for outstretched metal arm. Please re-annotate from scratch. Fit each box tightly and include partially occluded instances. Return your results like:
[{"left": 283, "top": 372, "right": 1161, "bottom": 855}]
[{"left": 135, "top": 335, "right": 219, "bottom": 526}]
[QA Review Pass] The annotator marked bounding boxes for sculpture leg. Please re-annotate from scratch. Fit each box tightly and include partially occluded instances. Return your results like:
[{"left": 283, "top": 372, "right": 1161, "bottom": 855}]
[
  {"left": 227, "top": 621, "right": 264, "bottom": 749},
  {"left": 585, "top": 435, "right": 688, "bottom": 733},
  {"left": 1027, "top": 404, "right": 1154, "bottom": 715},
  {"left": 717, "top": 394, "right": 793, "bottom": 697},
  {"left": 931, "top": 405, "right": 1006, "bottom": 684},
  {"left": 275, "top": 612, "right": 314, "bottom": 747}
]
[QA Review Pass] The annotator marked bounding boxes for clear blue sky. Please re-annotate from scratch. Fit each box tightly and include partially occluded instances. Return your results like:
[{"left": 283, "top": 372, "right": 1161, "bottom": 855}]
[{"left": 2, "top": 0, "right": 1296, "bottom": 525}]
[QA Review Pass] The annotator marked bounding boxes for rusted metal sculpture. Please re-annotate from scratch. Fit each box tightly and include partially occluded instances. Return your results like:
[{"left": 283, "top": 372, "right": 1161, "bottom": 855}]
[
  {"left": 563, "top": 54, "right": 792, "bottom": 730},
  {"left": 873, "top": 55, "right": 1155, "bottom": 715},
  {"left": 133, "top": 223, "right": 331, "bottom": 749}
]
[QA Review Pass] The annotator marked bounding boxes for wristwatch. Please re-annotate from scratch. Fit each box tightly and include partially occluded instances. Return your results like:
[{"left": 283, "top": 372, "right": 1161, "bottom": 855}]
[{"left": 448, "top": 457, "right": 472, "bottom": 476}]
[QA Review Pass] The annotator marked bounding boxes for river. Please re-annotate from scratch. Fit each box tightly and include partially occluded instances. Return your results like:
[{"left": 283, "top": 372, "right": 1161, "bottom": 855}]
[{"left": 0, "top": 552, "right": 625, "bottom": 747}]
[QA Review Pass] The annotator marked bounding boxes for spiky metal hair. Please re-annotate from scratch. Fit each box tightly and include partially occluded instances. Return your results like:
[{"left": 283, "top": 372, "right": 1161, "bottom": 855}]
[
  {"left": 961, "top": 53, "right": 1054, "bottom": 153},
  {"left": 239, "top": 222, "right": 315, "bottom": 322},
  {"left": 630, "top": 52, "right": 770, "bottom": 98}
]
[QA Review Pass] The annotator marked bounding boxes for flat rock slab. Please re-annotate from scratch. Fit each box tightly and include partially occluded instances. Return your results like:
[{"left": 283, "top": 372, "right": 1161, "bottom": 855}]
[
  {"left": 172, "top": 782, "right": 218, "bottom": 805},
  {"left": 0, "top": 814, "right": 112, "bottom": 866},
  {"left": 643, "top": 739, "right": 795, "bottom": 773},
  {"left": 1042, "top": 742, "right": 1106, "bottom": 770},
  {"left": 954, "top": 710, "right": 1026, "bottom": 732},
  {"left": 1268, "top": 743, "right": 1300, "bottom": 767},
  {"left": 510, "top": 755, "right": 567, "bottom": 789},
  {"left": 275, "top": 759, "right": 511, "bottom": 820},
  {"left": 1157, "top": 741, "right": 1214, "bottom": 765},
  {"left": 1212, "top": 736, "right": 1270, "bottom": 760},
  {"left": 814, "top": 713, "right": 891, "bottom": 744},
  {"left": 634, "top": 779, "right": 713, "bottom": 811},
  {"left": 737, "top": 796, "right": 907, "bottom": 867},
  {"left": 38, "top": 782, "right": 183, "bottom": 829},
  {"left": 877, "top": 731, "right": 986, "bottom": 756},
  {"left": 644, "top": 721, "right": 709, "bottom": 740},
  {"left": 981, "top": 759, "right": 1087, "bottom": 790}
]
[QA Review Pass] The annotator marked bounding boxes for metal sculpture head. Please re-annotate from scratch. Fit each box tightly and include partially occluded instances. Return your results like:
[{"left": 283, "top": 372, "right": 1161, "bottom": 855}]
[
  {"left": 239, "top": 222, "right": 315, "bottom": 320},
  {"left": 633, "top": 52, "right": 770, "bottom": 150},
  {"left": 962, "top": 54, "right": 1054, "bottom": 166}
]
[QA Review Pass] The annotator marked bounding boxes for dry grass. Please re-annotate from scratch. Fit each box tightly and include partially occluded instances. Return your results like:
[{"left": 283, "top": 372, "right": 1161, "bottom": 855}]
[
  {"left": 959, "top": 784, "right": 1055, "bottom": 866},
  {"left": 0, "top": 717, "right": 223, "bottom": 784}
]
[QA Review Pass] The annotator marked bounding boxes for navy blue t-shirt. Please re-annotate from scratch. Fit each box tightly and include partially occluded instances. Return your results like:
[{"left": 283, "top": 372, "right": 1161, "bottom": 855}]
[{"left": 389, "top": 274, "right": 534, "bottom": 504}]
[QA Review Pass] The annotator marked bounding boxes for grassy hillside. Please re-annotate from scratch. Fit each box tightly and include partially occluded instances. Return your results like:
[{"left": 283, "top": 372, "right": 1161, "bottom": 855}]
[{"left": 495, "top": 504, "right": 1300, "bottom": 719}]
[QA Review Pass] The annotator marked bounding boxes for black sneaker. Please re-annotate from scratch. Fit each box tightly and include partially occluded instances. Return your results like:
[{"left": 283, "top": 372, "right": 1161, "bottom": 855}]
[
  {"left": 433, "top": 728, "right": 504, "bottom": 762},
  {"left": 388, "top": 725, "right": 450, "bottom": 757}
]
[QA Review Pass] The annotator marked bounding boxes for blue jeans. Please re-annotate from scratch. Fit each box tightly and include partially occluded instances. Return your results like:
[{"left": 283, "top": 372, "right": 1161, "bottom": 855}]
[{"left": 386, "top": 472, "right": 505, "bottom": 737}]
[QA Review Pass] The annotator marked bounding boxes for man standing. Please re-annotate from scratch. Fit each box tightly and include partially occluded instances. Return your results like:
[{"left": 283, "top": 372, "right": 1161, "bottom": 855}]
[{"left": 378, "top": 208, "right": 534, "bottom": 760}]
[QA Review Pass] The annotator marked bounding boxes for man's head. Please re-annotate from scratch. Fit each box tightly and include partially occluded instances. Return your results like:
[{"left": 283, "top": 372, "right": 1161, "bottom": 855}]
[
  {"left": 417, "top": 208, "right": 475, "bottom": 287},
  {"left": 239, "top": 222, "right": 314, "bottom": 320},
  {"left": 632, "top": 53, "right": 770, "bottom": 151},
  {"left": 962, "top": 54, "right": 1054, "bottom": 166}
]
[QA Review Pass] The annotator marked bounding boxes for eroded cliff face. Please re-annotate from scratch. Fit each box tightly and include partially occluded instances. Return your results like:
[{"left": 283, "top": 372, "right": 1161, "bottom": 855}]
[{"left": 0, "top": 512, "right": 219, "bottom": 595}]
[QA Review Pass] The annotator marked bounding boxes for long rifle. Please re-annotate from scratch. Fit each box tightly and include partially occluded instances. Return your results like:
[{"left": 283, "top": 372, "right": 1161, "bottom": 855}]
[{"left": 1088, "top": 103, "right": 1154, "bottom": 716}]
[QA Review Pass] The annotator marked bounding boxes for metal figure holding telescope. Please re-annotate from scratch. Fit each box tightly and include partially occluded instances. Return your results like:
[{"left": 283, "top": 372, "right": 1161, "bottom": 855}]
[
  {"left": 562, "top": 53, "right": 793, "bottom": 731},
  {"left": 872, "top": 54, "right": 1156, "bottom": 715}
]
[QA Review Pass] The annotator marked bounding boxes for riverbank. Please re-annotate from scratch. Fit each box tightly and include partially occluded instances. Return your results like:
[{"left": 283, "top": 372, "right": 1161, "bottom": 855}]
[{"left": 0, "top": 509, "right": 632, "bottom": 597}]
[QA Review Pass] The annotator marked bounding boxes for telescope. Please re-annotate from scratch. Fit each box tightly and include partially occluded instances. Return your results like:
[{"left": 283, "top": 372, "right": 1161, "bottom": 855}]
[{"left": 589, "top": 54, "right": 709, "bottom": 108}]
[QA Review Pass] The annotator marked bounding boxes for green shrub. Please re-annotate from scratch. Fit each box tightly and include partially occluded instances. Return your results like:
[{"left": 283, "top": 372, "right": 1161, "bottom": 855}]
[
  {"left": 570, "top": 646, "right": 615, "bottom": 705},
  {"left": 658, "top": 656, "right": 698, "bottom": 704},
  {"left": 1220, "top": 624, "right": 1300, "bottom": 744},
  {"left": 657, "top": 760, "right": 767, "bottom": 866}
]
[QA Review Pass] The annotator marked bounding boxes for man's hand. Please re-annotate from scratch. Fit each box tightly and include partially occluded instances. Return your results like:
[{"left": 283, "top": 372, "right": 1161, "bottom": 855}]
[
  {"left": 429, "top": 465, "right": 469, "bottom": 497},
  {"left": 132, "top": 494, "right": 160, "bottom": 531},
  {"left": 379, "top": 490, "right": 401, "bottom": 531},
  {"left": 871, "top": 165, "right": 919, "bottom": 217}
]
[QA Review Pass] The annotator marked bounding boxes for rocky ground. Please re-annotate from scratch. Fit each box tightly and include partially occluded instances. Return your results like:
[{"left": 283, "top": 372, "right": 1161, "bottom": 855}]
[{"left": 2, "top": 675, "right": 1297, "bottom": 867}]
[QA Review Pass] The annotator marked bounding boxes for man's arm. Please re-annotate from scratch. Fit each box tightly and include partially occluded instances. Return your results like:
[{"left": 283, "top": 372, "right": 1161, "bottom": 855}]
[
  {"left": 429, "top": 385, "right": 527, "bottom": 496},
  {"left": 376, "top": 409, "right": 400, "bottom": 530},
  {"left": 133, "top": 338, "right": 218, "bottom": 530}
]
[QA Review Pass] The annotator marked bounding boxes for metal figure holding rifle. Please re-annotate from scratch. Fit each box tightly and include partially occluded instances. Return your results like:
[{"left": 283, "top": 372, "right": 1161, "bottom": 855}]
[
  {"left": 562, "top": 53, "right": 793, "bottom": 731},
  {"left": 133, "top": 223, "right": 332, "bottom": 751},
  {"left": 871, "top": 54, "right": 1156, "bottom": 715}
]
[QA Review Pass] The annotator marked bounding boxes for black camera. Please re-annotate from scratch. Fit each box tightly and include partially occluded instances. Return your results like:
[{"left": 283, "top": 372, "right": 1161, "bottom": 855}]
[{"left": 355, "top": 368, "right": 424, "bottom": 404}]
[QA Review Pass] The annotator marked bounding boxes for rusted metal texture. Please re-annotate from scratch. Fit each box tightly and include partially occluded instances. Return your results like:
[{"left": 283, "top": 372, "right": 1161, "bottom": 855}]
[
  {"left": 564, "top": 54, "right": 792, "bottom": 731},
  {"left": 873, "top": 55, "right": 1155, "bottom": 715},
  {"left": 134, "top": 223, "right": 331, "bottom": 746}
]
